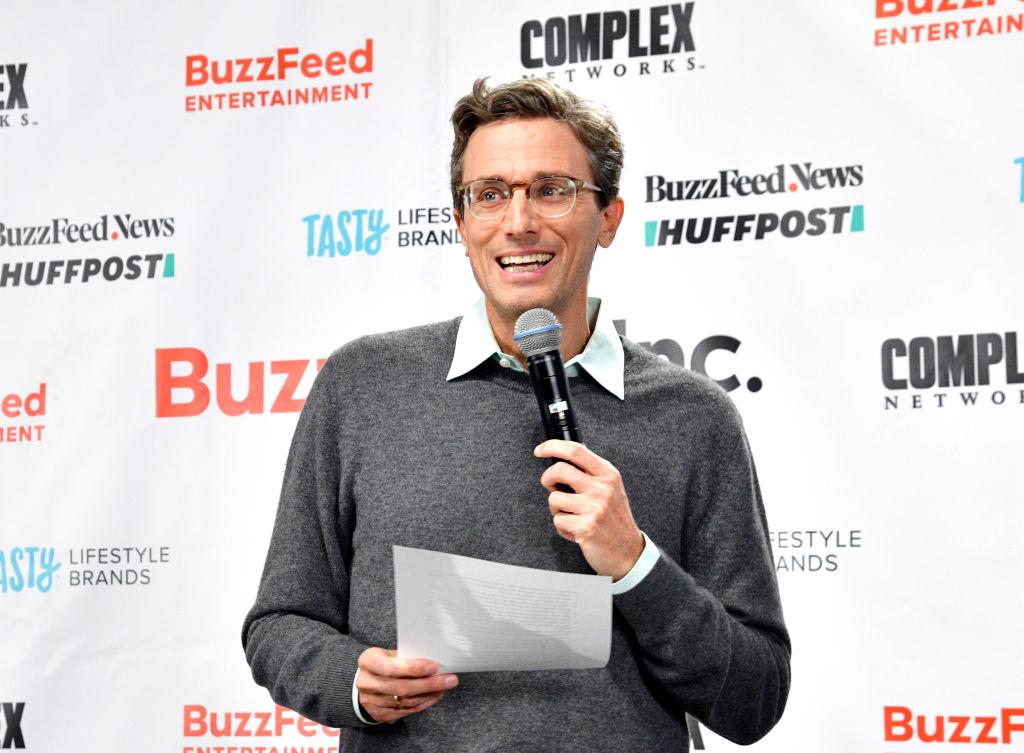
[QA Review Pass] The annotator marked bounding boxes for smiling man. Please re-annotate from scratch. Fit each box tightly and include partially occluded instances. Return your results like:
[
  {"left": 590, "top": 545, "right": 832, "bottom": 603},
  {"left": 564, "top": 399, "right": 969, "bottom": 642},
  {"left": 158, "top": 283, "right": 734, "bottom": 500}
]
[{"left": 243, "top": 78, "right": 790, "bottom": 752}]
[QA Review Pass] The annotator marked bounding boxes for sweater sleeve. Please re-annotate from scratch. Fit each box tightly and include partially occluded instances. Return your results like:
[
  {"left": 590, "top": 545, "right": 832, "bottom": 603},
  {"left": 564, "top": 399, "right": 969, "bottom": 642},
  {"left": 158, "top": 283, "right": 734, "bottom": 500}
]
[
  {"left": 612, "top": 391, "right": 791, "bottom": 745},
  {"left": 241, "top": 354, "right": 374, "bottom": 729}
]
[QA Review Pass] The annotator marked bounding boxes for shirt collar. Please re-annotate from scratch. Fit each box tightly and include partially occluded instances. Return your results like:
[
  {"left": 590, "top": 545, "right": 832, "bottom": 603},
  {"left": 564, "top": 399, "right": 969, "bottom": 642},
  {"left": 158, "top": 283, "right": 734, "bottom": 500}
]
[{"left": 446, "top": 296, "right": 625, "bottom": 400}]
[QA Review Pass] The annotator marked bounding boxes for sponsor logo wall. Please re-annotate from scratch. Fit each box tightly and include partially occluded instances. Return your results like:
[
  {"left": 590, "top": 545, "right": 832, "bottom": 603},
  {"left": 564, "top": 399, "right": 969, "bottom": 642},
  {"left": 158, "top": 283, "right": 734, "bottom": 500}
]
[{"left": 1, "top": 2, "right": 1021, "bottom": 751}]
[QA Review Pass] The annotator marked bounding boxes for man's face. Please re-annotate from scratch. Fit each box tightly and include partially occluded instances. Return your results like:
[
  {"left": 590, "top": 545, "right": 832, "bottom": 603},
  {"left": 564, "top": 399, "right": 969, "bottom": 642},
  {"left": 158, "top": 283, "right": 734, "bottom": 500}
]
[{"left": 455, "top": 117, "right": 624, "bottom": 324}]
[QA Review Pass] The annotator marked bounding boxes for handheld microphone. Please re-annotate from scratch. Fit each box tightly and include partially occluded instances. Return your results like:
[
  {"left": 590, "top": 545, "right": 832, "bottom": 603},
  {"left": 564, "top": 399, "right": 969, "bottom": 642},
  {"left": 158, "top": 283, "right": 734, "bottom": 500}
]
[{"left": 514, "top": 308, "right": 583, "bottom": 446}]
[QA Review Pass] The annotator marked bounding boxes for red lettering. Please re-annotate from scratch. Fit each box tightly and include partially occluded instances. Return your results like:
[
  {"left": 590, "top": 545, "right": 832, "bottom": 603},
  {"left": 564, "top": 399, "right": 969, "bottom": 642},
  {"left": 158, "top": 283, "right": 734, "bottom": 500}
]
[
  {"left": 877, "top": 0, "right": 904, "bottom": 17},
  {"left": 884, "top": 706, "right": 914, "bottom": 742},
  {"left": 949, "top": 715, "right": 971, "bottom": 743},
  {"left": 301, "top": 53, "right": 323, "bottom": 77},
  {"left": 325, "top": 51, "right": 346, "bottom": 75},
  {"left": 350, "top": 39, "right": 373, "bottom": 73},
  {"left": 256, "top": 56, "right": 274, "bottom": 81},
  {"left": 270, "top": 360, "right": 307, "bottom": 413},
  {"left": 24, "top": 383, "right": 46, "bottom": 416},
  {"left": 917, "top": 715, "right": 945, "bottom": 742},
  {"left": 155, "top": 348, "right": 210, "bottom": 418},
  {"left": 254, "top": 711, "right": 271, "bottom": 736},
  {"left": 1002, "top": 708, "right": 1024, "bottom": 744},
  {"left": 215, "top": 362, "right": 264, "bottom": 416},
  {"left": 235, "top": 711, "right": 252, "bottom": 736},
  {"left": 977, "top": 716, "right": 998, "bottom": 744},
  {"left": 1, "top": 393, "right": 21, "bottom": 417},
  {"left": 297, "top": 715, "right": 318, "bottom": 736},
  {"left": 277, "top": 47, "right": 299, "bottom": 79},
  {"left": 183, "top": 704, "right": 207, "bottom": 736},
  {"left": 275, "top": 704, "right": 295, "bottom": 735},
  {"left": 235, "top": 57, "right": 253, "bottom": 83},
  {"left": 185, "top": 55, "right": 208, "bottom": 85},
  {"left": 316, "top": 358, "right": 328, "bottom": 371}
]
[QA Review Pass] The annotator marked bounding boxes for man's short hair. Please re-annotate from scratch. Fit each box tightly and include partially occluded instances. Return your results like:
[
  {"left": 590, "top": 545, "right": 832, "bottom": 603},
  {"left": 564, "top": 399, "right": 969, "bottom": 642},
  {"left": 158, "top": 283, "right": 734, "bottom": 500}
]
[{"left": 449, "top": 78, "right": 624, "bottom": 213}]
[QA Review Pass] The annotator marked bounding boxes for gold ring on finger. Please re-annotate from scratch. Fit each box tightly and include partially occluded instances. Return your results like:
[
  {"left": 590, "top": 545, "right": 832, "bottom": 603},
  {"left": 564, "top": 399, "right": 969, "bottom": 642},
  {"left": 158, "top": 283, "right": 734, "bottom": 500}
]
[{"left": 393, "top": 695, "right": 403, "bottom": 709}]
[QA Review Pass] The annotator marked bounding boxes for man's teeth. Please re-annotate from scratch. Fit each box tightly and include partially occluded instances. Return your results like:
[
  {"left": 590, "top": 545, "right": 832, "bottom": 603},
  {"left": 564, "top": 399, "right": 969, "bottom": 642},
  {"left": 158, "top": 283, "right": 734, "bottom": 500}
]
[{"left": 499, "top": 253, "right": 553, "bottom": 272}]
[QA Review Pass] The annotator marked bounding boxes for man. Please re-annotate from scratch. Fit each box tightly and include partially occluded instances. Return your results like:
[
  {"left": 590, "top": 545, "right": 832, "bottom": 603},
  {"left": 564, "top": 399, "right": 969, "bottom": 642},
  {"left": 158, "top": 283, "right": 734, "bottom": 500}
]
[{"left": 243, "top": 78, "right": 790, "bottom": 751}]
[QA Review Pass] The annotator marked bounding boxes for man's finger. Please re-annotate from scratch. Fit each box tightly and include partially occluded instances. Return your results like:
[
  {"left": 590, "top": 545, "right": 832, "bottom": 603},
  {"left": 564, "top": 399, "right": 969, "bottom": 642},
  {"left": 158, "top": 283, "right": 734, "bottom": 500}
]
[
  {"left": 547, "top": 490, "right": 586, "bottom": 516},
  {"left": 551, "top": 511, "right": 586, "bottom": 542},
  {"left": 540, "top": 460, "right": 590, "bottom": 493},
  {"left": 357, "top": 672, "right": 458, "bottom": 699},
  {"left": 534, "top": 439, "right": 605, "bottom": 474},
  {"left": 359, "top": 647, "right": 438, "bottom": 678}
]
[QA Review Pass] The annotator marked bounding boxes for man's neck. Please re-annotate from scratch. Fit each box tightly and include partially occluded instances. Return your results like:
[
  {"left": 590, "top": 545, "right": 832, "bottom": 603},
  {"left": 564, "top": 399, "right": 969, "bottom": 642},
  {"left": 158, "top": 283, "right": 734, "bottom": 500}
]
[{"left": 487, "top": 295, "right": 591, "bottom": 362}]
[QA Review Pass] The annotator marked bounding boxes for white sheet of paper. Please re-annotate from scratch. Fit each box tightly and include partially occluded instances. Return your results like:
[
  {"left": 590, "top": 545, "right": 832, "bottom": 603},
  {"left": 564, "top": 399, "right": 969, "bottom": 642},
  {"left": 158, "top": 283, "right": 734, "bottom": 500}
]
[{"left": 393, "top": 545, "right": 612, "bottom": 673}]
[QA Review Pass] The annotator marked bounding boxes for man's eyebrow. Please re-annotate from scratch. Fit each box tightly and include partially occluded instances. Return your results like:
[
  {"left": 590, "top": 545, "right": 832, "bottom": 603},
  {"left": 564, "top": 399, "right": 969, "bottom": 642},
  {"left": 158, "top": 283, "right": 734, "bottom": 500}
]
[{"left": 467, "top": 171, "right": 570, "bottom": 183}]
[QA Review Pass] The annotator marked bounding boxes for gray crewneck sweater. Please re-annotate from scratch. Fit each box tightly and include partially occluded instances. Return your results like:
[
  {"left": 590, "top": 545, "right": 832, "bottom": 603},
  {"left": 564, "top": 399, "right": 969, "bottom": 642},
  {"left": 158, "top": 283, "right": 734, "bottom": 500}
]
[{"left": 242, "top": 317, "right": 790, "bottom": 752}]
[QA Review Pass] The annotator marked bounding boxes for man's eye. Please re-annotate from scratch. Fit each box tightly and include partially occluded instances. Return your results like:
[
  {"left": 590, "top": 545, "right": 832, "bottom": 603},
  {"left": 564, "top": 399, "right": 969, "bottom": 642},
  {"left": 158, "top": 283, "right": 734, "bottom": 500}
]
[
  {"left": 478, "top": 189, "right": 504, "bottom": 203},
  {"left": 535, "top": 180, "right": 568, "bottom": 200}
]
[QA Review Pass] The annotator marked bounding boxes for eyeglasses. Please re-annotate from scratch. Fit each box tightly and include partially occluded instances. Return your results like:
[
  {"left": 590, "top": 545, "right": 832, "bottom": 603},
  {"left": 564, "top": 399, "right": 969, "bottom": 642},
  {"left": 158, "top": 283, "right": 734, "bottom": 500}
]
[{"left": 459, "top": 176, "right": 602, "bottom": 220}]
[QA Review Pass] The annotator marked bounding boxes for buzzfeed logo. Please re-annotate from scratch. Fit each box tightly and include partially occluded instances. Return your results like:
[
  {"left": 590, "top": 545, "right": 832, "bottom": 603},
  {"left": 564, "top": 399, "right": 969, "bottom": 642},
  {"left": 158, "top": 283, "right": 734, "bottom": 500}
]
[
  {"left": 155, "top": 349, "right": 326, "bottom": 418},
  {"left": 186, "top": 44, "right": 372, "bottom": 87},
  {"left": 884, "top": 705, "right": 1024, "bottom": 744},
  {"left": 182, "top": 704, "right": 338, "bottom": 744}
]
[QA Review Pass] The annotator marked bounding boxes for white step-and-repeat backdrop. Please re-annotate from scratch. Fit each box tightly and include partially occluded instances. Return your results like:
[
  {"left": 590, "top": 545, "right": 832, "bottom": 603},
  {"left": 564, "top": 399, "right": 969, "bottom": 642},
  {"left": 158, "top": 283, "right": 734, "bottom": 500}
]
[{"left": 2, "top": 1, "right": 1022, "bottom": 751}]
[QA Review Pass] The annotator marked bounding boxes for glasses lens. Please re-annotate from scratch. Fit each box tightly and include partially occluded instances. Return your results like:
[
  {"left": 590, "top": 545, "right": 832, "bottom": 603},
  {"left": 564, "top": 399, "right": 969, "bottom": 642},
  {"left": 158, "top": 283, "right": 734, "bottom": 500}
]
[
  {"left": 468, "top": 181, "right": 509, "bottom": 219},
  {"left": 529, "top": 177, "right": 576, "bottom": 218}
]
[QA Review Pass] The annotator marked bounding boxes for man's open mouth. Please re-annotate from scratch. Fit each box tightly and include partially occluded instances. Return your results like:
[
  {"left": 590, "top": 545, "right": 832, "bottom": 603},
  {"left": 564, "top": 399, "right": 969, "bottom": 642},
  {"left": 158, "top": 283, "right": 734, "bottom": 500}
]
[{"left": 498, "top": 253, "right": 554, "bottom": 274}]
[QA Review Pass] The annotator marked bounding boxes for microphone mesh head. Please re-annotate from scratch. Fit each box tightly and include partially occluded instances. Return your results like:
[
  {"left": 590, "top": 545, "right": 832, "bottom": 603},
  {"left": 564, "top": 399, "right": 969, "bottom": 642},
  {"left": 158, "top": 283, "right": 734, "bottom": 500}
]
[{"left": 513, "top": 308, "right": 563, "bottom": 356}]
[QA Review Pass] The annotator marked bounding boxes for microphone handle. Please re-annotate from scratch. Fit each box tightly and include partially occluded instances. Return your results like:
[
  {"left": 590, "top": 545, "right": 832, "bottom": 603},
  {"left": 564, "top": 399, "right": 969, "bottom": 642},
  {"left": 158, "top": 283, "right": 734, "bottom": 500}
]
[{"left": 526, "top": 351, "right": 582, "bottom": 493}]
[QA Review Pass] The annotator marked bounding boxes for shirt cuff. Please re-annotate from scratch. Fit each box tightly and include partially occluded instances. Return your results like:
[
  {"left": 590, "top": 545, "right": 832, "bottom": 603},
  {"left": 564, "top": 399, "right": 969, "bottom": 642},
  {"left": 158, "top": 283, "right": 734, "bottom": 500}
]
[
  {"left": 611, "top": 531, "right": 659, "bottom": 595},
  {"left": 352, "top": 667, "right": 380, "bottom": 725}
]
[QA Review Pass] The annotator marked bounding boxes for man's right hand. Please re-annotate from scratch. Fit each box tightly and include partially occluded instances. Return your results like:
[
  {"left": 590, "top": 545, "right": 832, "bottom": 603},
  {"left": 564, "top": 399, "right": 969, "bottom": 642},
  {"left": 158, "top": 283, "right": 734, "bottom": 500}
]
[{"left": 355, "top": 647, "right": 459, "bottom": 724}]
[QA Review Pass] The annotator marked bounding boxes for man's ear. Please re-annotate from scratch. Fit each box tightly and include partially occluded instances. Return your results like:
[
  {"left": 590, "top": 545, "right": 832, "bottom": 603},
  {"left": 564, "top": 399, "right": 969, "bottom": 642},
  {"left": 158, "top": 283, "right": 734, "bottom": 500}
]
[
  {"left": 598, "top": 196, "right": 625, "bottom": 248},
  {"left": 454, "top": 208, "right": 469, "bottom": 256}
]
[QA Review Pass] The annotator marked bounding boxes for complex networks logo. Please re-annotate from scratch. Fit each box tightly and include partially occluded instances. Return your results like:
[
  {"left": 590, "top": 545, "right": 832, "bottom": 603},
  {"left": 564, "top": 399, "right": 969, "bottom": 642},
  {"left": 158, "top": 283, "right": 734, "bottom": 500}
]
[
  {"left": 185, "top": 42, "right": 374, "bottom": 113},
  {"left": 0, "top": 213, "right": 175, "bottom": 288},
  {"left": 183, "top": 704, "right": 338, "bottom": 753},
  {"left": 1, "top": 384, "right": 45, "bottom": 445},
  {"left": 0, "top": 546, "right": 171, "bottom": 590},
  {"left": 881, "top": 331, "right": 1024, "bottom": 410},
  {"left": 873, "top": 0, "right": 1024, "bottom": 46},
  {"left": 302, "top": 205, "right": 463, "bottom": 257},
  {"left": 644, "top": 160, "right": 865, "bottom": 246},
  {"left": 520, "top": 3, "right": 700, "bottom": 83},
  {"left": 0, "top": 63, "right": 34, "bottom": 130}
]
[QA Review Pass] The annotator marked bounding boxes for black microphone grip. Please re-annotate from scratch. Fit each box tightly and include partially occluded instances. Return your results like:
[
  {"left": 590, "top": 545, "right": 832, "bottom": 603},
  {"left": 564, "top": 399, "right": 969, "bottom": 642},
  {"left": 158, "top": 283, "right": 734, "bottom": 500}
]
[{"left": 526, "top": 350, "right": 582, "bottom": 493}]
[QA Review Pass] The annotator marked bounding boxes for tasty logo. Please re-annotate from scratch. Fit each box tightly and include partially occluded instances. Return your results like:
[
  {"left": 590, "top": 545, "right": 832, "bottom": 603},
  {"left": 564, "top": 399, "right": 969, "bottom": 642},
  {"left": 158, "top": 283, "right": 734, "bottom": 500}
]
[{"left": 303, "top": 210, "right": 389, "bottom": 257}]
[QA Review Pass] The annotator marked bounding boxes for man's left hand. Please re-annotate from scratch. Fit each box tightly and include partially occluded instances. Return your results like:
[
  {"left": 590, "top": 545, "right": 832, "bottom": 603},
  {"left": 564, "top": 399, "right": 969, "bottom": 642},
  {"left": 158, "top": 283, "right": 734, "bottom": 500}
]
[{"left": 535, "top": 440, "right": 645, "bottom": 581}]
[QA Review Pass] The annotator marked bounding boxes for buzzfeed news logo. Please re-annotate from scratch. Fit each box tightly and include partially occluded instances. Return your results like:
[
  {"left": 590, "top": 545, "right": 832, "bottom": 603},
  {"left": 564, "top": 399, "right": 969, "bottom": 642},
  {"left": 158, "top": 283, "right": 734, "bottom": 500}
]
[
  {"left": 884, "top": 705, "right": 1024, "bottom": 745},
  {"left": 185, "top": 42, "right": 374, "bottom": 114},
  {"left": 0, "top": 63, "right": 35, "bottom": 129},
  {"left": 155, "top": 348, "right": 326, "bottom": 417},
  {"left": 644, "top": 159, "right": 865, "bottom": 246},
  {"left": 873, "top": 0, "right": 1024, "bottom": 46},
  {"left": 520, "top": 3, "right": 700, "bottom": 83},
  {"left": 0, "top": 213, "right": 176, "bottom": 288}
]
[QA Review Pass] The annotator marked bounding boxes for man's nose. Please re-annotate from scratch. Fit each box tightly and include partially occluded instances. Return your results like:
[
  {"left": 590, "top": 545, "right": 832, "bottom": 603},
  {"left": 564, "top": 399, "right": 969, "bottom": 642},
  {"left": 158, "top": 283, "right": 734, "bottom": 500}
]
[{"left": 502, "top": 187, "right": 541, "bottom": 235}]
